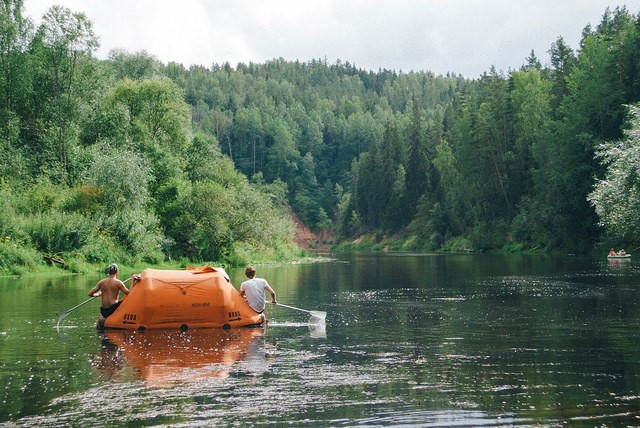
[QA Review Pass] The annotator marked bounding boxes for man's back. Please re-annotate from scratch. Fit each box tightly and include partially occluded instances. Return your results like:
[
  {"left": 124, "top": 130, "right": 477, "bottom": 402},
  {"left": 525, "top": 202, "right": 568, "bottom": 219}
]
[
  {"left": 241, "top": 278, "right": 269, "bottom": 312},
  {"left": 97, "top": 277, "right": 126, "bottom": 308}
]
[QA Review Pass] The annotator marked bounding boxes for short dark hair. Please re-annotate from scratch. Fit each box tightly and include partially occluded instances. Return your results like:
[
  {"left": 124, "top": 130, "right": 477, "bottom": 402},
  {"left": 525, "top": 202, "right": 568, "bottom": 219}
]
[
  {"left": 107, "top": 263, "right": 118, "bottom": 275},
  {"left": 245, "top": 266, "right": 256, "bottom": 278}
]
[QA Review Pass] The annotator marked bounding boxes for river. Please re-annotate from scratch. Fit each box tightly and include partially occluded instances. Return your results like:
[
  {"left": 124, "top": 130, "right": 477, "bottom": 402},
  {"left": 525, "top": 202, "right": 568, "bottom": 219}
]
[{"left": 0, "top": 253, "right": 639, "bottom": 426}]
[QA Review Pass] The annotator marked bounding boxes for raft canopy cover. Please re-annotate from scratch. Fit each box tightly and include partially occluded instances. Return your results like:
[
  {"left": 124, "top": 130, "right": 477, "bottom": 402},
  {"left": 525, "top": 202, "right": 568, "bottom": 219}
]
[{"left": 103, "top": 266, "right": 264, "bottom": 330}]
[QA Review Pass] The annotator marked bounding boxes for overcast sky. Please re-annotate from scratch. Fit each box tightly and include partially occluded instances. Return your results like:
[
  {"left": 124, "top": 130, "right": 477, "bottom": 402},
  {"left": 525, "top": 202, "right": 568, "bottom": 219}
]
[{"left": 22, "top": 1, "right": 635, "bottom": 78}]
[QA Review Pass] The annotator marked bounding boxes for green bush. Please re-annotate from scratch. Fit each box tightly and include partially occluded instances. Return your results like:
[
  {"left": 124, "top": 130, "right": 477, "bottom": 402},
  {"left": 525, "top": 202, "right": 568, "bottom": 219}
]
[
  {"left": 0, "top": 238, "right": 41, "bottom": 274},
  {"left": 23, "top": 177, "right": 65, "bottom": 214},
  {"left": 24, "top": 211, "right": 94, "bottom": 255},
  {"left": 440, "top": 236, "right": 474, "bottom": 252},
  {"left": 99, "top": 208, "right": 166, "bottom": 264},
  {"left": 76, "top": 233, "right": 127, "bottom": 264},
  {"left": 64, "top": 256, "right": 93, "bottom": 274}
]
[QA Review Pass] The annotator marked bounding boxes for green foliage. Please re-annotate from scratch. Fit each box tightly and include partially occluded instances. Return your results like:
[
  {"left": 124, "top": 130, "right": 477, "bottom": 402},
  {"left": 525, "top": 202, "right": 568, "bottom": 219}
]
[
  {"left": 0, "top": 237, "right": 41, "bottom": 275},
  {"left": 64, "top": 185, "right": 102, "bottom": 214},
  {"left": 185, "top": 133, "right": 223, "bottom": 182},
  {"left": 0, "top": 112, "right": 29, "bottom": 181},
  {"left": 112, "top": 77, "right": 191, "bottom": 151},
  {"left": 186, "top": 175, "right": 295, "bottom": 263},
  {"left": 28, "top": 5, "right": 100, "bottom": 182},
  {"left": 108, "top": 49, "right": 162, "bottom": 81},
  {"left": 83, "top": 142, "right": 152, "bottom": 211},
  {"left": 24, "top": 211, "right": 91, "bottom": 254},
  {"left": 440, "top": 236, "right": 474, "bottom": 253},
  {"left": 22, "top": 176, "right": 63, "bottom": 213},
  {"left": 98, "top": 208, "right": 165, "bottom": 264},
  {"left": 0, "top": 185, "right": 27, "bottom": 242},
  {"left": 1, "top": 3, "right": 640, "bottom": 274},
  {"left": 589, "top": 103, "right": 640, "bottom": 243},
  {"left": 80, "top": 143, "right": 166, "bottom": 263},
  {"left": 405, "top": 99, "right": 430, "bottom": 219}
]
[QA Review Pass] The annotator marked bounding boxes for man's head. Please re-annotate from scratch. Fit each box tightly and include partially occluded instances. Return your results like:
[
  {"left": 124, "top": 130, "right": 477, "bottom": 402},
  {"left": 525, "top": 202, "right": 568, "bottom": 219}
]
[
  {"left": 245, "top": 265, "right": 256, "bottom": 279},
  {"left": 107, "top": 263, "right": 118, "bottom": 275}
]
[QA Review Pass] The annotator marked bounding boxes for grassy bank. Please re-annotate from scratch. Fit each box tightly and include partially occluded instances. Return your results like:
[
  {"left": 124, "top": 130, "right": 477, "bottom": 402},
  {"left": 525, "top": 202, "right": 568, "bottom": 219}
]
[
  {"left": 332, "top": 232, "right": 563, "bottom": 255},
  {"left": 0, "top": 241, "right": 310, "bottom": 278}
]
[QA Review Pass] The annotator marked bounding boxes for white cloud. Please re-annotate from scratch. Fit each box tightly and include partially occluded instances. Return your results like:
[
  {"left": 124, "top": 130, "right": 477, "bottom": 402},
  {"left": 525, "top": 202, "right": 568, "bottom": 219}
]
[{"left": 22, "top": 0, "right": 632, "bottom": 77}]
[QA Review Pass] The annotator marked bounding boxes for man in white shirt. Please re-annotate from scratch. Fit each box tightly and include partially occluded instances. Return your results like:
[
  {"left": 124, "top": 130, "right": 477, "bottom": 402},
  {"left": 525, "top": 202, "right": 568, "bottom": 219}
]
[{"left": 240, "top": 266, "right": 277, "bottom": 313}]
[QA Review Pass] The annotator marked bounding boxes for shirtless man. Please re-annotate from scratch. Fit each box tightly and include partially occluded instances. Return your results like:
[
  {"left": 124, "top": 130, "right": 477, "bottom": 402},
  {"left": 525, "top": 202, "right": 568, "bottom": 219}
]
[{"left": 88, "top": 263, "right": 130, "bottom": 319}]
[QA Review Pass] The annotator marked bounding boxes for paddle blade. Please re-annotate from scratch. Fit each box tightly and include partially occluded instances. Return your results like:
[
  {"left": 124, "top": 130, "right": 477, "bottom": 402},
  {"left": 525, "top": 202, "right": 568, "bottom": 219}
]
[
  {"left": 309, "top": 322, "right": 326, "bottom": 338},
  {"left": 56, "top": 310, "right": 71, "bottom": 322},
  {"left": 55, "top": 296, "right": 96, "bottom": 328},
  {"left": 56, "top": 311, "right": 70, "bottom": 329},
  {"left": 309, "top": 311, "right": 326, "bottom": 324}
]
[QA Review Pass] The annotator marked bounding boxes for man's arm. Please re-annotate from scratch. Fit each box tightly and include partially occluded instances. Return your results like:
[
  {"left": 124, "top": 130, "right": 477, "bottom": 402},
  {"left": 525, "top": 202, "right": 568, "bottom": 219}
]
[
  {"left": 265, "top": 284, "right": 277, "bottom": 304},
  {"left": 88, "top": 280, "right": 102, "bottom": 297},
  {"left": 118, "top": 280, "right": 130, "bottom": 295}
]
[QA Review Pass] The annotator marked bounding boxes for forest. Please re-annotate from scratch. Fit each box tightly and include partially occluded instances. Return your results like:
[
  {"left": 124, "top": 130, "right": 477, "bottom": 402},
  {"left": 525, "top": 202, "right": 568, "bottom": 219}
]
[{"left": 1, "top": 2, "right": 639, "bottom": 274}]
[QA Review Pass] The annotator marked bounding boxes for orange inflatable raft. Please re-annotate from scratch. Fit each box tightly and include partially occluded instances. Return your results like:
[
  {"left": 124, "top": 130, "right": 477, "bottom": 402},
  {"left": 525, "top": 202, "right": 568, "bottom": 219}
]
[{"left": 98, "top": 266, "right": 265, "bottom": 330}]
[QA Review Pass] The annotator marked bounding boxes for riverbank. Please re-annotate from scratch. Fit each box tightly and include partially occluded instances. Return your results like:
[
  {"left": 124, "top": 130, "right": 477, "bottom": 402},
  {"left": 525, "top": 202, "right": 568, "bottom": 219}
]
[
  {"left": 332, "top": 231, "right": 476, "bottom": 253},
  {"left": 0, "top": 247, "right": 320, "bottom": 279},
  {"left": 331, "top": 231, "right": 579, "bottom": 255}
]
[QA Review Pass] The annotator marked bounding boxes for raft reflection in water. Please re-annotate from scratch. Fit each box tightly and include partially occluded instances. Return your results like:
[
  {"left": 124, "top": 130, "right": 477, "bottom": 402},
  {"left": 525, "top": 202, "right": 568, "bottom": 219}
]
[{"left": 89, "top": 327, "right": 272, "bottom": 387}]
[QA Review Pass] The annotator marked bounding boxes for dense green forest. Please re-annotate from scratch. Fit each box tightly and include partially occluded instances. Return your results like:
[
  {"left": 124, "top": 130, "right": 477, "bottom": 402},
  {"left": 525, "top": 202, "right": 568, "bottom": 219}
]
[{"left": 1, "top": 2, "right": 639, "bottom": 274}]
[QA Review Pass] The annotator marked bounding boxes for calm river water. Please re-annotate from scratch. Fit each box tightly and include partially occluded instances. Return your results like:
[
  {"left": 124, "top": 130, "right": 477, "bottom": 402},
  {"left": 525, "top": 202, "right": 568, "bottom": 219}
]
[{"left": 1, "top": 253, "right": 639, "bottom": 427}]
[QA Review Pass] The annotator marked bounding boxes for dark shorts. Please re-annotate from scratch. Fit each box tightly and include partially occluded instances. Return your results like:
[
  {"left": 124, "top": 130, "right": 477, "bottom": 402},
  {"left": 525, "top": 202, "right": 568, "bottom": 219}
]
[{"left": 100, "top": 302, "right": 121, "bottom": 318}]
